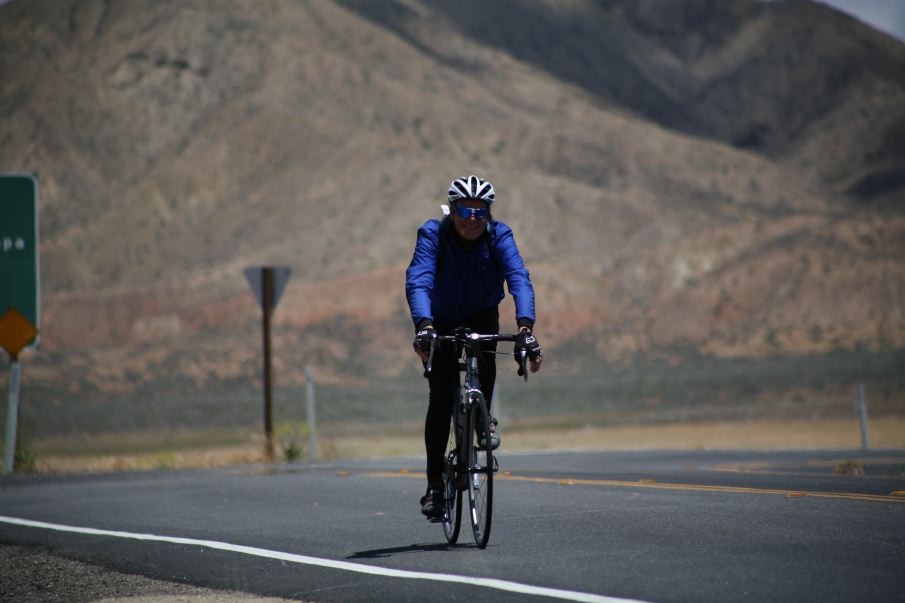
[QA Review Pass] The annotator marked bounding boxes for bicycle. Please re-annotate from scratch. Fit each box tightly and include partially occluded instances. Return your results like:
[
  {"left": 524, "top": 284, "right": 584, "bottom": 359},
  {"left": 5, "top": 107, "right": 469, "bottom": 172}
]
[{"left": 424, "top": 327, "right": 529, "bottom": 549}]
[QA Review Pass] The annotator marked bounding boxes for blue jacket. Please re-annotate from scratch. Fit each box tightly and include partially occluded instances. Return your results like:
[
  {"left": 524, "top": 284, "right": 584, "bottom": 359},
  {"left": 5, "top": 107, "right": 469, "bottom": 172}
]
[{"left": 406, "top": 217, "right": 536, "bottom": 329}]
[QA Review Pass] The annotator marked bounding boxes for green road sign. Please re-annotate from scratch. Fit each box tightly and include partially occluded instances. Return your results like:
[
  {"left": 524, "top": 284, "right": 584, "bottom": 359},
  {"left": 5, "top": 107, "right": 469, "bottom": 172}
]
[{"left": 0, "top": 173, "right": 40, "bottom": 349}]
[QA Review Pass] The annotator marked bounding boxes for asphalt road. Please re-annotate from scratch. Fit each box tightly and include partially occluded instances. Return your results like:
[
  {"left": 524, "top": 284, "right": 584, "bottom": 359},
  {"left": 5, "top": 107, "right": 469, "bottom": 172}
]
[{"left": 2, "top": 449, "right": 904, "bottom": 603}]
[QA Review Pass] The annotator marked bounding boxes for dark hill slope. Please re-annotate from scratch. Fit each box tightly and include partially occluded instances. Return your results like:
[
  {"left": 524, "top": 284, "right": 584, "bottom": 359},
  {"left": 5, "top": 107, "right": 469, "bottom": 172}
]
[{"left": 340, "top": 0, "right": 905, "bottom": 201}]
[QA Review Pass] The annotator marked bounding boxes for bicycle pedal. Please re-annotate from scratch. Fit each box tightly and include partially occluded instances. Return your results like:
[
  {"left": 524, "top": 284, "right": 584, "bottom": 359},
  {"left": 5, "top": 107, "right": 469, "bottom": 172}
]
[{"left": 428, "top": 515, "right": 444, "bottom": 523}]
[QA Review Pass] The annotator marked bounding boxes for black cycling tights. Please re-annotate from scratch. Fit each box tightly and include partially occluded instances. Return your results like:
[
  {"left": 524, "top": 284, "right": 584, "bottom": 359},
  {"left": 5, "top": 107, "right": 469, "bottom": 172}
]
[{"left": 424, "top": 307, "right": 498, "bottom": 486}]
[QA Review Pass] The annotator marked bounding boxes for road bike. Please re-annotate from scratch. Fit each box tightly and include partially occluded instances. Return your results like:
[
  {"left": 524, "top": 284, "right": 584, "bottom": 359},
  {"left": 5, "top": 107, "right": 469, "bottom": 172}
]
[{"left": 424, "top": 328, "right": 529, "bottom": 548}]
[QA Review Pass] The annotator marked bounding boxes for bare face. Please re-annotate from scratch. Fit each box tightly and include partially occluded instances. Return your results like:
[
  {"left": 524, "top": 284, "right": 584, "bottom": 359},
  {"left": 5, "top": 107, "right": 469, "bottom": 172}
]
[{"left": 451, "top": 199, "right": 490, "bottom": 242}]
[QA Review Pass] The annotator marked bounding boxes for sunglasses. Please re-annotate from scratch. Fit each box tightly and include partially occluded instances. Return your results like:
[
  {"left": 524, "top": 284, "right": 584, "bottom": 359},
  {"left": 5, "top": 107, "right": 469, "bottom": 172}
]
[{"left": 453, "top": 205, "right": 489, "bottom": 220}]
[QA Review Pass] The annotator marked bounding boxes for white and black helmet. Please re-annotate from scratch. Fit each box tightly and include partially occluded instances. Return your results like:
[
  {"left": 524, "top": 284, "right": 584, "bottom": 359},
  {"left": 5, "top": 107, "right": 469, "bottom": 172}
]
[{"left": 448, "top": 175, "right": 496, "bottom": 205}]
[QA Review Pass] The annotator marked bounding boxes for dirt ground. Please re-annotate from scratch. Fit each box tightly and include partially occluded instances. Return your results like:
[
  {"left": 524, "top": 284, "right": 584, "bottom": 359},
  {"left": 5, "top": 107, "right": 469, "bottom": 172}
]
[{"left": 30, "top": 416, "right": 905, "bottom": 473}]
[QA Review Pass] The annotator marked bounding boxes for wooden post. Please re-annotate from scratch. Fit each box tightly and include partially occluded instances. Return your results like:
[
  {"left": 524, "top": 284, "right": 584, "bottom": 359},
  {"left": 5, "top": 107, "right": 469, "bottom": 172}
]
[{"left": 262, "top": 267, "right": 274, "bottom": 462}]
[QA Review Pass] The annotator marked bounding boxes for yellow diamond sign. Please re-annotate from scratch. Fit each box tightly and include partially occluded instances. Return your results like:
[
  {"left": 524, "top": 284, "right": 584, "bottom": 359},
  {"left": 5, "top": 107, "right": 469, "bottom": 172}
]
[{"left": 0, "top": 307, "right": 38, "bottom": 357}]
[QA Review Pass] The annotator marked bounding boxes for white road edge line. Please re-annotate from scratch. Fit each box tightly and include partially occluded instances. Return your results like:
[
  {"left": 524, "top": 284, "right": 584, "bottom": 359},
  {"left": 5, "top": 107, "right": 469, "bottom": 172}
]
[{"left": 0, "top": 514, "right": 651, "bottom": 603}]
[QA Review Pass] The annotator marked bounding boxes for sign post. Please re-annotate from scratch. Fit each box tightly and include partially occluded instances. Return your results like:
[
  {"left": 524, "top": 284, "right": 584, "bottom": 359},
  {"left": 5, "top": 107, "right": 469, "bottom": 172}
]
[
  {"left": 3, "top": 358, "right": 21, "bottom": 473},
  {"left": 244, "top": 266, "right": 291, "bottom": 462},
  {"left": 1, "top": 173, "right": 40, "bottom": 474},
  {"left": 1, "top": 309, "right": 38, "bottom": 473}
]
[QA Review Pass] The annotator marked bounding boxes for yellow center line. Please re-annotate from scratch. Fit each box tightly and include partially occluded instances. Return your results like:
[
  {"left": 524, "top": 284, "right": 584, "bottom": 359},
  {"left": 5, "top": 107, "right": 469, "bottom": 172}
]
[{"left": 367, "top": 471, "right": 905, "bottom": 504}]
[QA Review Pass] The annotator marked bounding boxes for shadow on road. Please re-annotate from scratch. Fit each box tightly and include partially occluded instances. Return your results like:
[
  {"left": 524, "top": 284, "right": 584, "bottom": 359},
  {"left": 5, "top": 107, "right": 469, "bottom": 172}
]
[{"left": 347, "top": 542, "right": 476, "bottom": 558}]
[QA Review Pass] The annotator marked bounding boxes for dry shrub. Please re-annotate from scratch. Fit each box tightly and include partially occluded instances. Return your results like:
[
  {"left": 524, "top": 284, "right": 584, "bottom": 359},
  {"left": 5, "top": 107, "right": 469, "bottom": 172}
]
[{"left": 834, "top": 460, "right": 865, "bottom": 476}]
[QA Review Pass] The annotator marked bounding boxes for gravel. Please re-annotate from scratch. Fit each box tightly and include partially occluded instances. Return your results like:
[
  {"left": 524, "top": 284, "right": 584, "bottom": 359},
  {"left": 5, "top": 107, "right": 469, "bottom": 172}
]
[{"left": 0, "top": 545, "right": 303, "bottom": 603}]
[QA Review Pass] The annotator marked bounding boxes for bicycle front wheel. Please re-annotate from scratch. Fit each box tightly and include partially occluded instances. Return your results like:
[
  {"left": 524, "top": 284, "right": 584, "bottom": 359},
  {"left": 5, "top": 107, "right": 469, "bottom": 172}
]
[
  {"left": 442, "top": 407, "right": 462, "bottom": 543},
  {"left": 466, "top": 394, "right": 493, "bottom": 548}
]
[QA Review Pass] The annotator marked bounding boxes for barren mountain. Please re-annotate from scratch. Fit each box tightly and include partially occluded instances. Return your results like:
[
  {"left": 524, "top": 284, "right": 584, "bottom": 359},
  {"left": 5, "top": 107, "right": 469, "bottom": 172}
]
[{"left": 1, "top": 0, "right": 903, "bottom": 433}]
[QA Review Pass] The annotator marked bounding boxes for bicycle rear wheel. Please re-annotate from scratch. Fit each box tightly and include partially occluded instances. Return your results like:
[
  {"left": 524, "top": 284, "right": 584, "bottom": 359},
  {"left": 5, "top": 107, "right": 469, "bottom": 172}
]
[
  {"left": 467, "top": 394, "right": 493, "bottom": 548},
  {"left": 442, "top": 408, "right": 462, "bottom": 543}
]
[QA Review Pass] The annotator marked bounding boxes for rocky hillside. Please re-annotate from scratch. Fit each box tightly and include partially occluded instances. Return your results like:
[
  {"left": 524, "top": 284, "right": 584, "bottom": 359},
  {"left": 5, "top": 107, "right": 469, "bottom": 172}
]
[
  {"left": 0, "top": 0, "right": 903, "bottom": 417},
  {"left": 342, "top": 0, "right": 905, "bottom": 200}
]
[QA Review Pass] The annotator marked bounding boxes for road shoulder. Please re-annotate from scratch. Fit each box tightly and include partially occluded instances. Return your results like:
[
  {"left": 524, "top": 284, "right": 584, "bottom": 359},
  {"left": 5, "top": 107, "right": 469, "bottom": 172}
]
[{"left": 0, "top": 544, "right": 304, "bottom": 603}]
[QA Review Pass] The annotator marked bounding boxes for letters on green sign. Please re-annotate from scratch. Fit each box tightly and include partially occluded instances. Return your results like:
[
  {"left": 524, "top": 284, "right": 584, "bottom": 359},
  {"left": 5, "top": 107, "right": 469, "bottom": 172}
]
[{"left": 1, "top": 237, "right": 27, "bottom": 252}]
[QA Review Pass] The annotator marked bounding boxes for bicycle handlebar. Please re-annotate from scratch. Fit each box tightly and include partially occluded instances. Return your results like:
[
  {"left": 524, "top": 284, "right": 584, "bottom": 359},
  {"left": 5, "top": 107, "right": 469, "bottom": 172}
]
[{"left": 424, "top": 329, "right": 529, "bottom": 382}]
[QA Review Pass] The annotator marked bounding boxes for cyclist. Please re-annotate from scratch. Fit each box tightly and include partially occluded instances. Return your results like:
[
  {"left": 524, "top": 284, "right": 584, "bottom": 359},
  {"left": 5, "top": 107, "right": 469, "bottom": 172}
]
[{"left": 405, "top": 175, "right": 543, "bottom": 519}]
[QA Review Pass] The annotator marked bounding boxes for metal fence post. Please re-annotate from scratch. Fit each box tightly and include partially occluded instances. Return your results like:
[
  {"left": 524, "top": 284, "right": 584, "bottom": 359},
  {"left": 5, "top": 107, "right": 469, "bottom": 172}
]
[
  {"left": 3, "top": 358, "right": 21, "bottom": 474},
  {"left": 306, "top": 367, "right": 318, "bottom": 461},
  {"left": 856, "top": 383, "right": 870, "bottom": 451}
]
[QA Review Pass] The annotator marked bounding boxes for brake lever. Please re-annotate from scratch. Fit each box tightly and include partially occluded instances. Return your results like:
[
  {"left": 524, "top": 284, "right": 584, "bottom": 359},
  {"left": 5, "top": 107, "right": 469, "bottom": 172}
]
[
  {"left": 518, "top": 348, "right": 528, "bottom": 382},
  {"left": 423, "top": 332, "right": 438, "bottom": 379}
]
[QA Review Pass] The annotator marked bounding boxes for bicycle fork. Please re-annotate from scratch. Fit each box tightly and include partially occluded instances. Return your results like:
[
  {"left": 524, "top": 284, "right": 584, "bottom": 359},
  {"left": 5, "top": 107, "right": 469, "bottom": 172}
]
[{"left": 467, "top": 355, "right": 500, "bottom": 475}]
